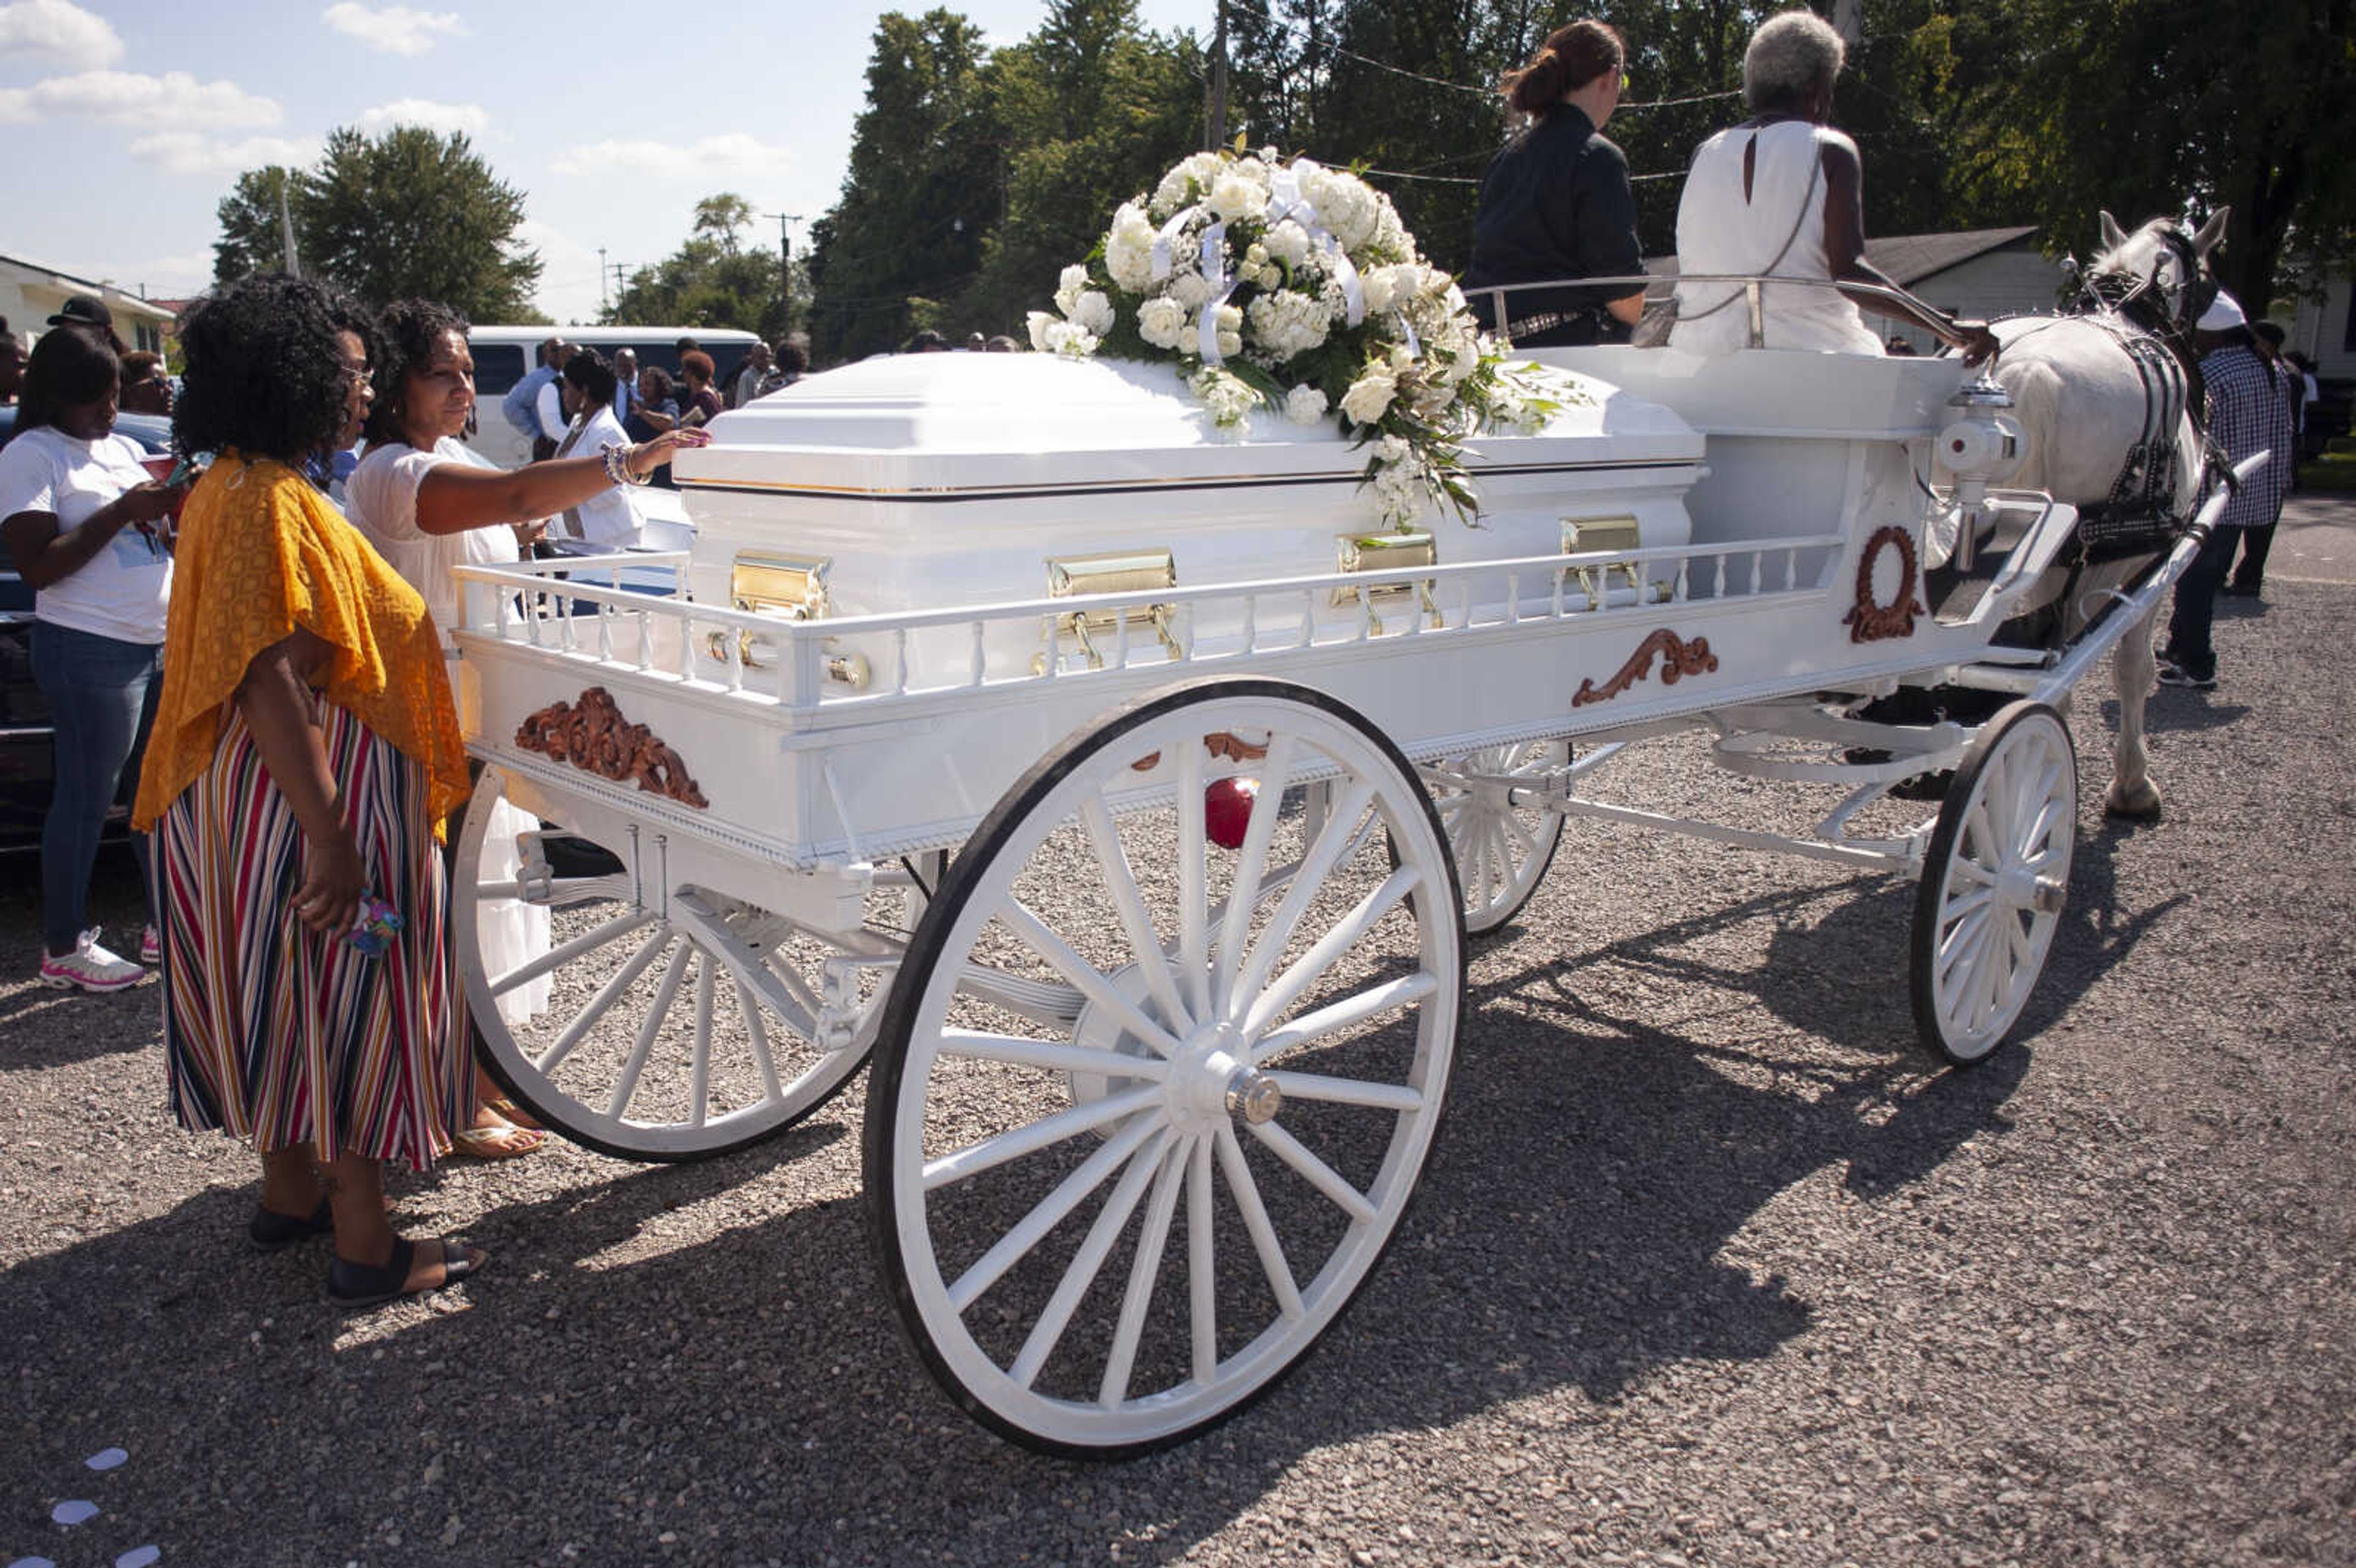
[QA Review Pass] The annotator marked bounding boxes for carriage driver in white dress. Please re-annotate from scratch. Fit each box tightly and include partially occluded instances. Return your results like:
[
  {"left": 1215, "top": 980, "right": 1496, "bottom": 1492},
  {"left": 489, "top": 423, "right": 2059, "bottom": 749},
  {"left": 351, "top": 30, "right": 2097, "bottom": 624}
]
[{"left": 1671, "top": 10, "right": 1998, "bottom": 363}]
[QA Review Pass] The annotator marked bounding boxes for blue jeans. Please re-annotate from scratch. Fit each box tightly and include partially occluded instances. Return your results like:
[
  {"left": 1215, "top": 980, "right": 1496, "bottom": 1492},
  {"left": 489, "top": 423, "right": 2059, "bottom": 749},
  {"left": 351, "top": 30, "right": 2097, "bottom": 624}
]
[
  {"left": 30, "top": 621, "right": 161, "bottom": 955},
  {"left": 2162, "top": 526, "right": 2239, "bottom": 683}
]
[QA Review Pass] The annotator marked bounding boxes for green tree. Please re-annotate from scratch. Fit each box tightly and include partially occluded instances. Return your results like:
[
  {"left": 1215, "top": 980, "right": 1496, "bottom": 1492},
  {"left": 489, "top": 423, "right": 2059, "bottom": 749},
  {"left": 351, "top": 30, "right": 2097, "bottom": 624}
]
[
  {"left": 806, "top": 10, "right": 1003, "bottom": 361},
  {"left": 606, "top": 192, "right": 795, "bottom": 338},
  {"left": 957, "top": 0, "right": 1204, "bottom": 333},
  {"left": 211, "top": 166, "right": 309, "bottom": 282},
  {"left": 212, "top": 126, "right": 542, "bottom": 321}
]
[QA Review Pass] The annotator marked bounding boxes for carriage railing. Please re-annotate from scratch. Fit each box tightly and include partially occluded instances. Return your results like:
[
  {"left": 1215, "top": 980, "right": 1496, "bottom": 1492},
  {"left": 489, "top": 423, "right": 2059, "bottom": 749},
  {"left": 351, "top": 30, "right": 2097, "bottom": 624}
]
[
  {"left": 455, "top": 529, "right": 1844, "bottom": 717},
  {"left": 1468, "top": 273, "right": 1934, "bottom": 350}
]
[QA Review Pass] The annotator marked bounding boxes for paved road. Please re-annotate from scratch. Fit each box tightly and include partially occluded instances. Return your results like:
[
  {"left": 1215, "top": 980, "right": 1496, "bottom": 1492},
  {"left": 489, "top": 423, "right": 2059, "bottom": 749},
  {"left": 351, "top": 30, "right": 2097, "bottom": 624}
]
[{"left": 2, "top": 505, "right": 2350, "bottom": 1567}]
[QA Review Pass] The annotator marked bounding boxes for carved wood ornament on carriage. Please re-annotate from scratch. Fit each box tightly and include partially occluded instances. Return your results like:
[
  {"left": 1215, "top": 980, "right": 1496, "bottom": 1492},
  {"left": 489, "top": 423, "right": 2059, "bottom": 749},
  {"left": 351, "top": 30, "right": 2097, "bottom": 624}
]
[
  {"left": 514, "top": 686, "right": 710, "bottom": 808},
  {"left": 1844, "top": 526, "right": 1926, "bottom": 644},
  {"left": 1571, "top": 628, "right": 1720, "bottom": 707}
]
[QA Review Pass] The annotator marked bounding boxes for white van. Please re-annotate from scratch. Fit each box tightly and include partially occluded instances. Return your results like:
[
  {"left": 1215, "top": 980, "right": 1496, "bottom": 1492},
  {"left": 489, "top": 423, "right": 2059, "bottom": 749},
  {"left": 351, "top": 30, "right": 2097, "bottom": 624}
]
[{"left": 461, "top": 325, "right": 763, "bottom": 470}]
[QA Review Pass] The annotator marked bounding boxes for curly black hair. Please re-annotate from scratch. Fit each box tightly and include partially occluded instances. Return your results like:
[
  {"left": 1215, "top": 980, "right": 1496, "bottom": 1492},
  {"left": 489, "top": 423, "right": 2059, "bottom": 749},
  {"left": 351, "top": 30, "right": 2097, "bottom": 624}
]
[
  {"left": 364, "top": 296, "right": 472, "bottom": 449},
  {"left": 172, "top": 273, "right": 376, "bottom": 463},
  {"left": 561, "top": 347, "right": 618, "bottom": 407}
]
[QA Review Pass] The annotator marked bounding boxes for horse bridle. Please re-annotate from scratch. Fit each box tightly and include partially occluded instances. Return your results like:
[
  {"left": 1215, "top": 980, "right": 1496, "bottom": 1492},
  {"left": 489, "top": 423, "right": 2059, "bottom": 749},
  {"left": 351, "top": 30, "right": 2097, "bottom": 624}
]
[{"left": 2082, "top": 224, "right": 2216, "bottom": 340}]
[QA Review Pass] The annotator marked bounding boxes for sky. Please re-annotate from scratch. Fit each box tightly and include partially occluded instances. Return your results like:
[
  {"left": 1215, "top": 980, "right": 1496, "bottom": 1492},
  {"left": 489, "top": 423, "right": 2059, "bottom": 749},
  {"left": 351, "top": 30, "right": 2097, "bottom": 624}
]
[{"left": 0, "top": 0, "right": 1209, "bottom": 325}]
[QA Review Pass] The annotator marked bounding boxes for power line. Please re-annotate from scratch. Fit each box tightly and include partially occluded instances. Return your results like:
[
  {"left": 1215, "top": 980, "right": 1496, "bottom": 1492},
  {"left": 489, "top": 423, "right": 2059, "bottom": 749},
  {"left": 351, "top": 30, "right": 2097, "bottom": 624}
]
[{"left": 1253, "top": 13, "right": 1740, "bottom": 113}]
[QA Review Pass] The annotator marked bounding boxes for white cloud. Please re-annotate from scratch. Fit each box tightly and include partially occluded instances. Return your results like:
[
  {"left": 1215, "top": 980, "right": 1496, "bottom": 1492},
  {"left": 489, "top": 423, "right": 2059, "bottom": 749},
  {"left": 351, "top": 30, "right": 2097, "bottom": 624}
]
[
  {"left": 0, "top": 0, "right": 123, "bottom": 69},
  {"left": 129, "top": 131, "right": 316, "bottom": 176},
  {"left": 4, "top": 69, "right": 281, "bottom": 129},
  {"left": 515, "top": 219, "right": 610, "bottom": 326},
  {"left": 357, "top": 97, "right": 488, "bottom": 135},
  {"left": 321, "top": 2, "right": 464, "bottom": 56},
  {"left": 74, "top": 248, "right": 216, "bottom": 296},
  {"left": 552, "top": 133, "right": 796, "bottom": 182}
]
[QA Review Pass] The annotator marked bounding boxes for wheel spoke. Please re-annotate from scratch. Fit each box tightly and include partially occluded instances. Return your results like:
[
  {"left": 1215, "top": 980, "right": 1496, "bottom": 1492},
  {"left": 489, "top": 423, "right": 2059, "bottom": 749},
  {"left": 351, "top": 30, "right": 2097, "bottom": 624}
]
[
  {"left": 1099, "top": 1137, "right": 1191, "bottom": 1409},
  {"left": 1187, "top": 1135, "right": 1217, "bottom": 1385},
  {"left": 1212, "top": 734, "right": 1299, "bottom": 1018},
  {"left": 1939, "top": 884, "right": 1996, "bottom": 924},
  {"left": 1500, "top": 809, "right": 1541, "bottom": 864},
  {"left": 1228, "top": 780, "right": 1379, "bottom": 1017},
  {"left": 1214, "top": 1123, "right": 1304, "bottom": 1320},
  {"left": 490, "top": 909, "right": 655, "bottom": 998},
  {"left": 922, "top": 1082, "right": 1163, "bottom": 1191},
  {"left": 999, "top": 901, "right": 1185, "bottom": 1059},
  {"left": 1242, "top": 865, "right": 1422, "bottom": 1037},
  {"left": 1947, "top": 855, "right": 1998, "bottom": 888},
  {"left": 1177, "top": 741, "right": 1209, "bottom": 1022},
  {"left": 1938, "top": 906, "right": 1989, "bottom": 988},
  {"left": 945, "top": 1112, "right": 1164, "bottom": 1311},
  {"left": 1010, "top": 1128, "right": 1174, "bottom": 1391},
  {"left": 534, "top": 925, "right": 672, "bottom": 1075},
  {"left": 736, "top": 986, "right": 786, "bottom": 1104},
  {"left": 1081, "top": 793, "right": 1192, "bottom": 1032},
  {"left": 1245, "top": 1117, "right": 1379, "bottom": 1224},
  {"left": 687, "top": 957, "right": 717, "bottom": 1129},
  {"left": 1263, "top": 1068, "right": 1425, "bottom": 1112},
  {"left": 1252, "top": 970, "right": 1442, "bottom": 1063},
  {"left": 939, "top": 1028, "right": 1171, "bottom": 1082},
  {"left": 604, "top": 937, "right": 692, "bottom": 1119}
]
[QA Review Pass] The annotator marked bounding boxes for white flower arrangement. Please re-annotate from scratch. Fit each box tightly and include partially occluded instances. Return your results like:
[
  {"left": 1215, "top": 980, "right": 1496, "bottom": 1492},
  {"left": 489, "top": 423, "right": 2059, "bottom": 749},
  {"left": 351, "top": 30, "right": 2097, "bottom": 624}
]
[{"left": 1029, "top": 140, "right": 1580, "bottom": 529}]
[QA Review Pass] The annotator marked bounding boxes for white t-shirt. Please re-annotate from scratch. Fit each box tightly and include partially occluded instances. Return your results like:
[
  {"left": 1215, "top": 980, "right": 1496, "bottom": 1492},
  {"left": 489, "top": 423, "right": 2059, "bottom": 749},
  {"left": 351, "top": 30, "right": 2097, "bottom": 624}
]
[
  {"left": 0, "top": 424, "right": 172, "bottom": 644},
  {"left": 344, "top": 436, "right": 528, "bottom": 645}
]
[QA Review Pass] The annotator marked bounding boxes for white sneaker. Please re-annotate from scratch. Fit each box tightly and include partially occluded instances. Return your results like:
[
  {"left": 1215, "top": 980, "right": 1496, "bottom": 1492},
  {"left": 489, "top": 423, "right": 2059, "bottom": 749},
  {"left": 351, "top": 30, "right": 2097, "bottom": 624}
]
[{"left": 38, "top": 928, "right": 148, "bottom": 993}]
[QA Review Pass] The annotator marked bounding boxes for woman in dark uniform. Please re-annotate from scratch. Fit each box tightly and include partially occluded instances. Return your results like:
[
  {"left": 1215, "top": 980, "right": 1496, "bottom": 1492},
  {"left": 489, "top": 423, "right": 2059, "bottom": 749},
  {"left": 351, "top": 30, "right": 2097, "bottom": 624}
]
[{"left": 1464, "top": 18, "right": 1647, "bottom": 347}]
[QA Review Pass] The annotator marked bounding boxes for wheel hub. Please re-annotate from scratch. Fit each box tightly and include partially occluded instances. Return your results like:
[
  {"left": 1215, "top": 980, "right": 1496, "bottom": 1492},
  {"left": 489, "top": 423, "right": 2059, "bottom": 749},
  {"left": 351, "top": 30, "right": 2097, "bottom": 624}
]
[{"left": 1168, "top": 1021, "right": 1282, "bottom": 1129}]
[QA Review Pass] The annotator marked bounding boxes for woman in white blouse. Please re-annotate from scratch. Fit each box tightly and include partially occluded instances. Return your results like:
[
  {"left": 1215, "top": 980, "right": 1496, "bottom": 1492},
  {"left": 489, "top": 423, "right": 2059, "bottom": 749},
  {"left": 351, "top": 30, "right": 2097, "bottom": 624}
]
[
  {"left": 1671, "top": 10, "right": 1995, "bottom": 361},
  {"left": 344, "top": 299, "right": 704, "bottom": 1158}
]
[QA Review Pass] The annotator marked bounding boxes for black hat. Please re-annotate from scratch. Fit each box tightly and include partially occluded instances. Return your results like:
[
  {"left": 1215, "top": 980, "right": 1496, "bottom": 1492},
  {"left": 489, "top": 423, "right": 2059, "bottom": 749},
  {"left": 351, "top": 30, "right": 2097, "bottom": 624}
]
[{"left": 46, "top": 294, "right": 114, "bottom": 329}]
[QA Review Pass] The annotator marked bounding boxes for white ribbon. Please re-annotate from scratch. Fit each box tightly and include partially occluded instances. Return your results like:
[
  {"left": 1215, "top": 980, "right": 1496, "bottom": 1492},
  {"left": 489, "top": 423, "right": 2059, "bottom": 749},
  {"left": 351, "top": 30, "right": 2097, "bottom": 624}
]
[
  {"left": 1150, "top": 206, "right": 1198, "bottom": 282},
  {"left": 1263, "top": 165, "right": 1365, "bottom": 328},
  {"left": 1195, "top": 221, "right": 1238, "bottom": 365}
]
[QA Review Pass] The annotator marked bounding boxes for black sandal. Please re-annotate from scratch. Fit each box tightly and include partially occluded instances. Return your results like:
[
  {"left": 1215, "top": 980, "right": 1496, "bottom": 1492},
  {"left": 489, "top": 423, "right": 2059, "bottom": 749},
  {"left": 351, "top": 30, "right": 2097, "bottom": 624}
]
[
  {"left": 247, "top": 1197, "right": 334, "bottom": 1253},
  {"left": 327, "top": 1236, "right": 488, "bottom": 1310}
]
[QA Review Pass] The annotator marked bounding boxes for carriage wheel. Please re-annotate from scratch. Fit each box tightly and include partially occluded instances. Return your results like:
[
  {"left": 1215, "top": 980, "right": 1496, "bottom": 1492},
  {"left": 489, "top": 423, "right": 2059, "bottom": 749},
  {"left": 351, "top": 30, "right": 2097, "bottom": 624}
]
[
  {"left": 1909, "top": 702, "right": 2076, "bottom": 1065},
  {"left": 1428, "top": 742, "right": 1568, "bottom": 935},
  {"left": 864, "top": 679, "right": 1464, "bottom": 1457},
  {"left": 453, "top": 765, "right": 881, "bottom": 1163}
]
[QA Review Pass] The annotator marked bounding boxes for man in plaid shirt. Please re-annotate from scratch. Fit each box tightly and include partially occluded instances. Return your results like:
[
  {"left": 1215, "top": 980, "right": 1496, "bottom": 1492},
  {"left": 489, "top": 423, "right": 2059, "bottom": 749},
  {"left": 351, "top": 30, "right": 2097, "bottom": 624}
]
[{"left": 2160, "top": 292, "right": 2295, "bottom": 690}]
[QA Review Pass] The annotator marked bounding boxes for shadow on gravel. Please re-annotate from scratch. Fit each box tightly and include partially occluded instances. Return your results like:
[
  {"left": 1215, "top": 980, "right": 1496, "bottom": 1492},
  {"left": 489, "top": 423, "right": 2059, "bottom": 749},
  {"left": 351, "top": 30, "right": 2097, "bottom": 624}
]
[{"left": 3, "top": 880, "right": 2071, "bottom": 1566}]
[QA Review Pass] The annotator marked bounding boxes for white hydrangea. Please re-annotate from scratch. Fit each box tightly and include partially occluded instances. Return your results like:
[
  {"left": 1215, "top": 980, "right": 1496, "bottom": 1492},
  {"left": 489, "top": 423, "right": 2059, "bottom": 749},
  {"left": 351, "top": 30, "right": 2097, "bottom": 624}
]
[
  {"left": 1136, "top": 296, "right": 1190, "bottom": 350},
  {"left": 1302, "top": 166, "right": 1379, "bottom": 251},
  {"left": 1054, "top": 263, "right": 1091, "bottom": 315},
  {"left": 1105, "top": 202, "right": 1158, "bottom": 293},
  {"left": 1069, "top": 290, "right": 1115, "bottom": 337},
  {"left": 1169, "top": 271, "right": 1212, "bottom": 310},
  {"left": 1340, "top": 369, "right": 1397, "bottom": 426},
  {"left": 1152, "top": 152, "right": 1225, "bottom": 219},
  {"left": 1207, "top": 171, "right": 1269, "bottom": 224},
  {"left": 1263, "top": 220, "right": 1312, "bottom": 271},
  {"left": 1245, "top": 290, "right": 1331, "bottom": 359},
  {"left": 1284, "top": 383, "right": 1330, "bottom": 426}
]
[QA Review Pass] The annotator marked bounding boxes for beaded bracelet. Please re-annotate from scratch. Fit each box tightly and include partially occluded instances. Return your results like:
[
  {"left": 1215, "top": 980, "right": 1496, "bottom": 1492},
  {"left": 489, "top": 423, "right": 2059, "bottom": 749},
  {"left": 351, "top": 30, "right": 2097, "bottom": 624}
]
[{"left": 601, "top": 442, "right": 652, "bottom": 488}]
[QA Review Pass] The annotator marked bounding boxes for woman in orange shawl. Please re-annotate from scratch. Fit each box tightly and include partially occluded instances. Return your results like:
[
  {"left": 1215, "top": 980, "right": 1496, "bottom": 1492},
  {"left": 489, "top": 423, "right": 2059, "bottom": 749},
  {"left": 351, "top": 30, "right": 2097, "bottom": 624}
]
[{"left": 133, "top": 274, "right": 483, "bottom": 1309}]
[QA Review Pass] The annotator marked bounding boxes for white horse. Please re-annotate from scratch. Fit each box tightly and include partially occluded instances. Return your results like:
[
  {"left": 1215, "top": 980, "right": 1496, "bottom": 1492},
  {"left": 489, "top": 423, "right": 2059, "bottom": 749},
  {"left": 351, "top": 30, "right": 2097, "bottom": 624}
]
[{"left": 1983, "top": 206, "right": 2227, "bottom": 818}]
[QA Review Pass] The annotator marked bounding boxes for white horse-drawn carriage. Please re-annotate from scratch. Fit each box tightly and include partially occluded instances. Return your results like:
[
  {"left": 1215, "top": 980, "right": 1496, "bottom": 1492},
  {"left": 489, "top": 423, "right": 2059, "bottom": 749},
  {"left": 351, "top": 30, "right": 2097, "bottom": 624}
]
[{"left": 444, "top": 268, "right": 2248, "bottom": 1456}]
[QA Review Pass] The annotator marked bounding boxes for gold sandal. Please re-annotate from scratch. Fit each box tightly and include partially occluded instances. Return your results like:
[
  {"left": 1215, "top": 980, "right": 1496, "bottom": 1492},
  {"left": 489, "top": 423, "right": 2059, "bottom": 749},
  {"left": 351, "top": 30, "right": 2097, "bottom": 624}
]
[{"left": 451, "top": 1114, "right": 545, "bottom": 1160}]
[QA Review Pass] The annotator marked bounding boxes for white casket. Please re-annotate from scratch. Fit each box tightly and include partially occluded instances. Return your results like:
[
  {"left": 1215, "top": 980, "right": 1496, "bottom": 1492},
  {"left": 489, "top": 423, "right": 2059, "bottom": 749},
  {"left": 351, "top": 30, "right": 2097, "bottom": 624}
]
[{"left": 674, "top": 352, "right": 1704, "bottom": 683}]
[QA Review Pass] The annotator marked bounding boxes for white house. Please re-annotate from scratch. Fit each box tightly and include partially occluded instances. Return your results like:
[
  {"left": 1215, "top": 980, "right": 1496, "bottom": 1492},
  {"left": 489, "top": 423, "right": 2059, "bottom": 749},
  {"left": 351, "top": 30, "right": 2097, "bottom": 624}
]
[
  {"left": 0, "top": 252, "right": 177, "bottom": 352},
  {"left": 2282, "top": 274, "right": 2353, "bottom": 382}
]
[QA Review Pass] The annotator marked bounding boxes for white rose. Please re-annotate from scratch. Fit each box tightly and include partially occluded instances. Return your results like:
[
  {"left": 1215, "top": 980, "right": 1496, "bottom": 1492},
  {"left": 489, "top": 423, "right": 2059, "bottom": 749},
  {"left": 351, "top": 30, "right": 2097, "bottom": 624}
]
[
  {"left": 1362, "top": 269, "right": 1398, "bottom": 315},
  {"left": 1340, "top": 371, "right": 1396, "bottom": 426},
  {"left": 1137, "top": 296, "right": 1190, "bottom": 350},
  {"left": 1207, "top": 171, "right": 1269, "bottom": 224},
  {"left": 1025, "top": 310, "right": 1058, "bottom": 353},
  {"left": 1169, "top": 271, "right": 1212, "bottom": 310},
  {"left": 1070, "top": 290, "right": 1115, "bottom": 336},
  {"left": 1216, "top": 329, "right": 1243, "bottom": 359},
  {"left": 1283, "top": 384, "right": 1330, "bottom": 425},
  {"left": 1041, "top": 319, "right": 1100, "bottom": 358}
]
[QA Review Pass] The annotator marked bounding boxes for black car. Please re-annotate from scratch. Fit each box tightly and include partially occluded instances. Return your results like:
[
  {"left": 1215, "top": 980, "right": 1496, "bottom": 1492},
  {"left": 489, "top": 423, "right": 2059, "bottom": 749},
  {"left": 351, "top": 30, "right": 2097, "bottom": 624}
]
[{"left": 0, "top": 406, "right": 175, "bottom": 850}]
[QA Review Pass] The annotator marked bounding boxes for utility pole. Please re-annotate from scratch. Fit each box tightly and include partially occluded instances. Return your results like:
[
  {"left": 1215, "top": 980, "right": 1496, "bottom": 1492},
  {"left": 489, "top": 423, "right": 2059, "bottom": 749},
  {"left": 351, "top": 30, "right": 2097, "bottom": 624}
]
[
  {"left": 1206, "top": 0, "right": 1229, "bottom": 149},
  {"left": 762, "top": 212, "right": 802, "bottom": 332},
  {"left": 608, "top": 261, "right": 629, "bottom": 310},
  {"left": 598, "top": 246, "right": 609, "bottom": 315}
]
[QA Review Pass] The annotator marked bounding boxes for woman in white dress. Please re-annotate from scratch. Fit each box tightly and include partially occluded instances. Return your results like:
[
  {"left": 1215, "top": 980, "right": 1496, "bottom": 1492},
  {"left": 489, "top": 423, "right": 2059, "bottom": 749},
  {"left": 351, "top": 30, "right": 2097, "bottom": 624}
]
[
  {"left": 1671, "top": 10, "right": 1996, "bottom": 361},
  {"left": 345, "top": 299, "right": 706, "bottom": 1158}
]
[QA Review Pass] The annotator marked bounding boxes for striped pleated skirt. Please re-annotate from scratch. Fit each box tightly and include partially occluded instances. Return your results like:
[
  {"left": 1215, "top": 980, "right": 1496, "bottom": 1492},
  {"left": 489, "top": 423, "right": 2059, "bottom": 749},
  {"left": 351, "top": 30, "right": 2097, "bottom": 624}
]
[{"left": 156, "top": 700, "right": 464, "bottom": 1170}]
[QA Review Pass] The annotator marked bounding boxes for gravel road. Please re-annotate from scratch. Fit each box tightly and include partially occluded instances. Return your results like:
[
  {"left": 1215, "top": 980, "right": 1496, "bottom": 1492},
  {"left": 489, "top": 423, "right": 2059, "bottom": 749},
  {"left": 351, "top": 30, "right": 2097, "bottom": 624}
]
[{"left": 4, "top": 505, "right": 2350, "bottom": 1568}]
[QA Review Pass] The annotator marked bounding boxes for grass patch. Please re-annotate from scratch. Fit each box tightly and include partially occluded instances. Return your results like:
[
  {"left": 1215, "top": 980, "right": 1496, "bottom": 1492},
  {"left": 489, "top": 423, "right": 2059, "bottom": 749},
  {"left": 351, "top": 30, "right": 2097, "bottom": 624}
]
[{"left": 2298, "top": 446, "right": 2356, "bottom": 491}]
